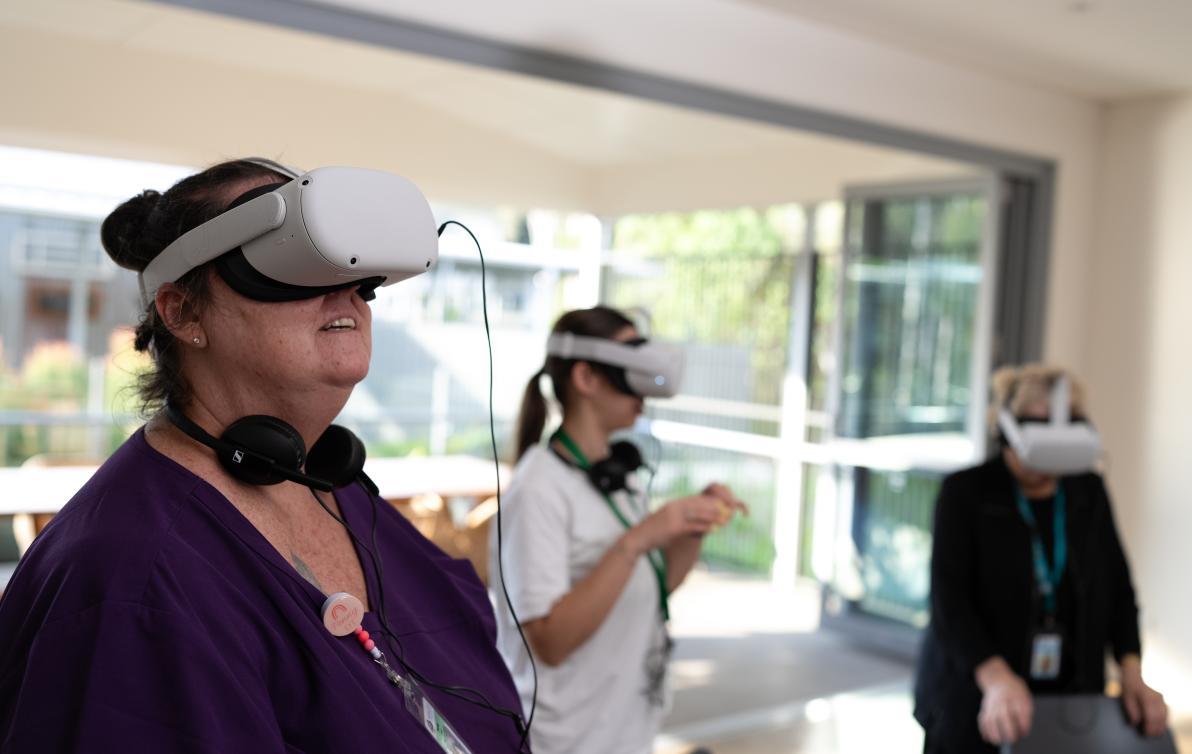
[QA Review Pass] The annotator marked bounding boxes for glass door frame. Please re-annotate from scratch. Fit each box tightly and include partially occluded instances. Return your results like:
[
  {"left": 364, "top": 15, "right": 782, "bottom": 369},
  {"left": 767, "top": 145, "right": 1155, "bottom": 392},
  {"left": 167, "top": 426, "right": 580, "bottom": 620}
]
[{"left": 816, "top": 173, "right": 1004, "bottom": 654}]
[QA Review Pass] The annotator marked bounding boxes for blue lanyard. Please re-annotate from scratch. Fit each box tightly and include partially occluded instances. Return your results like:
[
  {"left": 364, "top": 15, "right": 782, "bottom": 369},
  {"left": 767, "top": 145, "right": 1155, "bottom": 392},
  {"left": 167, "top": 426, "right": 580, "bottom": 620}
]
[
  {"left": 552, "top": 429, "right": 670, "bottom": 621},
  {"left": 1014, "top": 486, "right": 1067, "bottom": 616}
]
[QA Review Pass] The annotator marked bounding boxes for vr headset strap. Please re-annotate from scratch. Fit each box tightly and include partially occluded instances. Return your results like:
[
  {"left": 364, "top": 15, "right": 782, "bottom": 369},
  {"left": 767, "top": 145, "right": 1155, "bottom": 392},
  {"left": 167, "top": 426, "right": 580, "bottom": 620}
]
[
  {"left": 1050, "top": 376, "right": 1071, "bottom": 425},
  {"left": 547, "top": 333, "right": 639, "bottom": 371},
  {"left": 139, "top": 191, "right": 287, "bottom": 307}
]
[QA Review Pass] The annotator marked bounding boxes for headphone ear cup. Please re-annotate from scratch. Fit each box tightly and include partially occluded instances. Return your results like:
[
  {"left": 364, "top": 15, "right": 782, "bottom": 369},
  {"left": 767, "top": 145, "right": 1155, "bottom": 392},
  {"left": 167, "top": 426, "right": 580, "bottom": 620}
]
[
  {"left": 307, "top": 425, "right": 367, "bottom": 489},
  {"left": 587, "top": 465, "right": 621, "bottom": 495},
  {"left": 220, "top": 415, "right": 307, "bottom": 485},
  {"left": 609, "top": 441, "right": 643, "bottom": 471},
  {"left": 587, "top": 441, "right": 644, "bottom": 494}
]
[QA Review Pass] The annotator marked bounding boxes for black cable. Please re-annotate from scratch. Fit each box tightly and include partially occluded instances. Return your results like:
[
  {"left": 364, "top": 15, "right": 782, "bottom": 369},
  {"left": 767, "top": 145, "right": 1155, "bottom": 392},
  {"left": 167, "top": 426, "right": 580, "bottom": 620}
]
[
  {"left": 359, "top": 489, "right": 526, "bottom": 729},
  {"left": 637, "top": 431, "right": 663, "bottom": 507},
  {"left": 308, "top": 487, "right": 530, "bottom": 746},
  {"left": 302, "top": 219, "right": 539, "bottom": 750},
  {"left": 438, "top": 219, "right": 538, "bottom": 752}
]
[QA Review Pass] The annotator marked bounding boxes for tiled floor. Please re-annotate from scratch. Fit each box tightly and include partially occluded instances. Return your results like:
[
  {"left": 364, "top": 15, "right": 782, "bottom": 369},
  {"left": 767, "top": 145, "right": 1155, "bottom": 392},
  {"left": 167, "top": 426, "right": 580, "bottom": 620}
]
[
  {"left": 657, "top": 570, "right": 1190, "bottom": 754},
  {"left": 656, "top": 570, "right": 924, "bottom": 754},
  {"left": 658, "top": 682, "right": 921, "bottom": 754}
]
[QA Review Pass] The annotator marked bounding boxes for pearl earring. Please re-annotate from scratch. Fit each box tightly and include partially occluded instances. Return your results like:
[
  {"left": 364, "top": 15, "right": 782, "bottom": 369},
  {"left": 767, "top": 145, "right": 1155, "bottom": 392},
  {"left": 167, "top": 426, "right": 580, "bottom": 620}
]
[{"left": 192, "top": 336, "right": 201, "bottom": 345}]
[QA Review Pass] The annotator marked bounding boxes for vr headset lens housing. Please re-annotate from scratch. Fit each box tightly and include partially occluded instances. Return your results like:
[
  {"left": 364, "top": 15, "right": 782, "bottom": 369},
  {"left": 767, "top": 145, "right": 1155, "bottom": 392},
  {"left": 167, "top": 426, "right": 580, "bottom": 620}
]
[
  {"left": 545, "top": 333, "right": 685, "bottom": 399},
  {"left": 996, "top": 375, "right": 1102, "bottom": 475},
  {"left": 139, "top": 167, "right": 439, "bottom": 306},
  {"left": 211, "top": 182, "right": 384, "bottom": 302}
]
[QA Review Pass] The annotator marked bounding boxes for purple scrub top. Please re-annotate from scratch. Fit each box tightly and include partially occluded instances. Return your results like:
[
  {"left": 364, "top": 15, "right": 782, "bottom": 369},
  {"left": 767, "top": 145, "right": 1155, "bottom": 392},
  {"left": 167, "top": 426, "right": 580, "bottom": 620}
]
[{"left": 0, "top": 429, "right": 527, "bottom": 753}]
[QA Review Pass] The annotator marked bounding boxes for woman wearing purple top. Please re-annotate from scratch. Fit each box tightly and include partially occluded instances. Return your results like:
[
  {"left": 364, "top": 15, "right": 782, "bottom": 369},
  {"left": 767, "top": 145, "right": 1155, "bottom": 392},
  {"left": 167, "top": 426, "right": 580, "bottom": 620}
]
[{"left": 0, "top": 159, "right": 525, "bottom": 753}]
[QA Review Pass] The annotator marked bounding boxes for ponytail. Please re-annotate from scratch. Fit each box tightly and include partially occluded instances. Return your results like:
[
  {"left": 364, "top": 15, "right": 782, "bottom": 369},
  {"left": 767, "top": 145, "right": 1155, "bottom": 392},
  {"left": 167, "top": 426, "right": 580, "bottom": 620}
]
[{"left": 514, "top": 368, "right": 549, "bottom": 462}]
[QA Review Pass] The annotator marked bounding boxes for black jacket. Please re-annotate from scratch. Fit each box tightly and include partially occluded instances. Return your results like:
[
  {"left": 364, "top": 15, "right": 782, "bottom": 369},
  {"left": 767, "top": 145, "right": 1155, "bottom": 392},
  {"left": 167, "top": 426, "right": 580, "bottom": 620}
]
[{"left": 913, "top": 457, "right": 1141, "bottom": 752}]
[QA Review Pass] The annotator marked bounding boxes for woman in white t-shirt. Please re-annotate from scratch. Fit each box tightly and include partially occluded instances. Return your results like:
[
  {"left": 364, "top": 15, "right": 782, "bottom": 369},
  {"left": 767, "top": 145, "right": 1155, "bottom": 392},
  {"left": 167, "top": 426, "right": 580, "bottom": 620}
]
[{"left": 490, "top": 306, "right": 745, "bottom": 754}]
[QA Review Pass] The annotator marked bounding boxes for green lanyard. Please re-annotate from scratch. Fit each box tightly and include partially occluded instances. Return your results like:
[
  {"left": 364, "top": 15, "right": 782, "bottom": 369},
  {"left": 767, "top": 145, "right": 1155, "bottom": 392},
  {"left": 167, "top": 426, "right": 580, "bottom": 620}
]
[
  {"left": 552, "top": 429, "right": 670, "bottom": 621},
  {"left": 1014, "top": 485, "right": 1068, "bottom": 617}
]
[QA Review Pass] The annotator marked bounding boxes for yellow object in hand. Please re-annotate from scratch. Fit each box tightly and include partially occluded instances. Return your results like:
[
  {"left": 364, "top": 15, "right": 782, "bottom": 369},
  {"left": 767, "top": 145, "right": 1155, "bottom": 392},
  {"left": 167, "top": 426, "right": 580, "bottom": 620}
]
[{"left": 715, "top": 500, "right": 734, "bottom": 527}]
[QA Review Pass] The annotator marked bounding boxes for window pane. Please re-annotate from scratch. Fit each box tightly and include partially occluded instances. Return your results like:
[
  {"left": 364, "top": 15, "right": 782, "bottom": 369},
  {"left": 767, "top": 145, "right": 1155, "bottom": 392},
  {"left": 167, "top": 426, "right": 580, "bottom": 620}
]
[{"left": 836, "top": 194, "right": 985, "bottom": 439}]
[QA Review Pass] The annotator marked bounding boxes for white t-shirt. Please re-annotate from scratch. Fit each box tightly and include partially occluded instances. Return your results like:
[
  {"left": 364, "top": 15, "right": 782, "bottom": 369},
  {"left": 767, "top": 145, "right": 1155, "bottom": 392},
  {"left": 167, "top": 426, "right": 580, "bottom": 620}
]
[{"left": 489, "top": 445, "right": 671, "bottom": 754}]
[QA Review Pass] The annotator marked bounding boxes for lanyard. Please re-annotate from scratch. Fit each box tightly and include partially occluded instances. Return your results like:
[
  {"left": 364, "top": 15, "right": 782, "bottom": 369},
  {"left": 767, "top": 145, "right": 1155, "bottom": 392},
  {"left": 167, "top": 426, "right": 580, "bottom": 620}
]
[
  {"left": 1014, "top": 485, "right": 1067, "bottom": 617},
  {"left": 552, "top": 429, "right": 670, "bottom": 621}
]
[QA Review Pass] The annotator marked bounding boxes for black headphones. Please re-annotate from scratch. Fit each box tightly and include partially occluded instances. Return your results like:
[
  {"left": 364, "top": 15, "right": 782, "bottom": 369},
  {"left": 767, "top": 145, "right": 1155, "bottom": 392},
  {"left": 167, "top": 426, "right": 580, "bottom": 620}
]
[
  {"left": 550, "top": 430, "right": 644, "bottom": 495},
  {"left": 165, "top": 402, "right": 372, "bottom": 493}
]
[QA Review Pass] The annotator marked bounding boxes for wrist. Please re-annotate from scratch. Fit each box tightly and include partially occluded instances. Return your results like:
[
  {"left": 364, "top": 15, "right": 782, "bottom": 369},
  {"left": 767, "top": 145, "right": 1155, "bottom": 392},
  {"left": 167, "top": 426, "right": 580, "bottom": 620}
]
[
  {"left": 975, "top": 656, "right": 1014, "bottom": 692},
  {"left": 1121, "top": 671, "right": 1146, "bottom": 691},
  {"left": 1120, "top": 653, "right": 1143, "bottom": 679},
  {"left": 618, "top": 528, "right": 649, "bottom": 559}
]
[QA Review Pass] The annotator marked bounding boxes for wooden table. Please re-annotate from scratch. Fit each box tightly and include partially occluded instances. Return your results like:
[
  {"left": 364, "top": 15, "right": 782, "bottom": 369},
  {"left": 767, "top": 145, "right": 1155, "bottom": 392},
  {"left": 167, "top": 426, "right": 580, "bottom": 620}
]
[
  {"left": 0, "top": 456, "right": 510, "bottom": 580},
  {"left": 364, "top": 455, "right": 507, "bottom": 503},
  {"left": 0, "top": 455, "right": 507, "bottom": 516},
  {"left": 0, "top": 466, "right": 98, "bottom": 516}
]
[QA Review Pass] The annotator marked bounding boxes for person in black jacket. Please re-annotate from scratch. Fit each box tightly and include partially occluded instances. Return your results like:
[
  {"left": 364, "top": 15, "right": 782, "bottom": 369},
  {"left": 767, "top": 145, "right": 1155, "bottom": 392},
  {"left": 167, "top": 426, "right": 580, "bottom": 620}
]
[{"left": 913, "top": 365, "right": 1167, "bottom": 752}]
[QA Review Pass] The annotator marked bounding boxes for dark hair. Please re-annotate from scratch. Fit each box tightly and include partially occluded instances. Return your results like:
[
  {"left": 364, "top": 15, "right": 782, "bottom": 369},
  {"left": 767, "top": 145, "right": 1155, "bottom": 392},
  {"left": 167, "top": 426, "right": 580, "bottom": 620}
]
[
  {"left": 101, "top": 158, "right": 293, "bottom": 413},
  {"left": 514, "top": 306, "right": 635, "bottom": 461}
]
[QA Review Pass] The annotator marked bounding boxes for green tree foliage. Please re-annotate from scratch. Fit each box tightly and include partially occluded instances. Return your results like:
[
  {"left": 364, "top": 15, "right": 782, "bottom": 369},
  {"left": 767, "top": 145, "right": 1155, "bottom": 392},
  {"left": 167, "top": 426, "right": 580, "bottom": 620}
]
[
  {"left": 0, "top": 333, "right": 150, "bottom": 466},
  {"left": 13, "top": 343, "right": 86, "bottom": 406},
  {"left": 610, "top": 206, "right": 804, "bottom": 406}
]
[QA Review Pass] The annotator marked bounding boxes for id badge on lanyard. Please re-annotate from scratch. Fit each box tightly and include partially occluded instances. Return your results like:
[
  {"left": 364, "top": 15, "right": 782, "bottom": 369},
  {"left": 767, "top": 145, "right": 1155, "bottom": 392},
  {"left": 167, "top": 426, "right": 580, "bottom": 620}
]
[
  {"left": 402, "top": 676, "right": 475, "bottom": 754},
  {"left": 322, "top": 593, "right": 476, "bottom": 754},
  {"left": 1016, "top": 488, "right": 1068, "bottom": 682},
  {"left": 1029, "top": 628, "right": 1064, "bottom": 681},
  {"left": 644, "top": 624, "right": 675, "bottom": 707}
]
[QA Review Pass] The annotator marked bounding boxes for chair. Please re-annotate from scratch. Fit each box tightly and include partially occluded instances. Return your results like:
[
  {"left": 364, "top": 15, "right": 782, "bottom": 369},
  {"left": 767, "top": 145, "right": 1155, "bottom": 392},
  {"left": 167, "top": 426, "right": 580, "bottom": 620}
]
[
  {"left": 1006, "top": 694, "right": 1179, "bottom": 754},
  {"left": 391, "top": 492, "right": 452, "bottom": 543},
  {"left": 387, "top": 492, "right": 496, "bottom": 585},
  {"left": 457, "top": 495, "right": 497, "bottom": 584}
]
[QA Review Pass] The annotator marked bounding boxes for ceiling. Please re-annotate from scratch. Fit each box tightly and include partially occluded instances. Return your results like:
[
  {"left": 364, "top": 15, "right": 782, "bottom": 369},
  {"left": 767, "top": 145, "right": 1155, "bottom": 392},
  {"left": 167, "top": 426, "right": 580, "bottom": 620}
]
[
  {"left": 0, "top": 0, "right": 915, "bottom": 165},
  {"left": 739, "top": 0, "right": 1192, "bottom": 100},
  {"left": 294, "top": 0, "right": 1192, "bottom": 101},
  {"left": 0, "top": 0, "right": 972, "bottom": 213}
]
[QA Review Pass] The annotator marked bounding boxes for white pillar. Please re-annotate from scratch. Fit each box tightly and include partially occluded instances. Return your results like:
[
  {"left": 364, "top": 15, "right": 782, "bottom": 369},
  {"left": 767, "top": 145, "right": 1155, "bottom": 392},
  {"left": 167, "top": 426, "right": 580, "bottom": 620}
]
[{"left": 771, "top": 204, "right": 818, "bottom": 590}]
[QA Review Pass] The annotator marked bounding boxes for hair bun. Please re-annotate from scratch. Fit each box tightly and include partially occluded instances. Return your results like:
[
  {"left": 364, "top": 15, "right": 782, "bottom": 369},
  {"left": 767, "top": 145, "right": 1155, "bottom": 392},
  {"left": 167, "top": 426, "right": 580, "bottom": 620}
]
[{"left": 101, "top": 189, "right": 164, "bottom": 272}]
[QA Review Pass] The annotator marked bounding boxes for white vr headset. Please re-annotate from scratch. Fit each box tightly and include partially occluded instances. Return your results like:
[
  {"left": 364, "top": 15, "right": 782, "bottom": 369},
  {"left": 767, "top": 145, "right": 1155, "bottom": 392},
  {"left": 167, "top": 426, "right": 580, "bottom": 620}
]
[
  {"left": 997, "top": 375, "right": 1102, "bottom": 475},
  {"left": 139, "top": 165, "right": 439, "bottom": 307},
  {"left": 546, "top": 333, "right": 684, "bottom": 399}
]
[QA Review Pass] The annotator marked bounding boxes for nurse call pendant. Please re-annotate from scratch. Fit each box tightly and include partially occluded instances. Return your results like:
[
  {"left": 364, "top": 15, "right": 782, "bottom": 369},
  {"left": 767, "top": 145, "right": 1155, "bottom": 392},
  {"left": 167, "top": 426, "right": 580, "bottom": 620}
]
[
  {"left": 322, "top": 592, "right": 366, "bottom": 636},
  {"left": 320, "top": 593, "right": 474, "bottom": 754}
]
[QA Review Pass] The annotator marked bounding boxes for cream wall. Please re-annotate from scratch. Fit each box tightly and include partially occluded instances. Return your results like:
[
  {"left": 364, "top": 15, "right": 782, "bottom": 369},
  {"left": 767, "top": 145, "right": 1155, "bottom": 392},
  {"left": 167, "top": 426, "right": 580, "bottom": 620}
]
[{"left": 1089, "top": 94, "right": 1192, "bottom": 708}]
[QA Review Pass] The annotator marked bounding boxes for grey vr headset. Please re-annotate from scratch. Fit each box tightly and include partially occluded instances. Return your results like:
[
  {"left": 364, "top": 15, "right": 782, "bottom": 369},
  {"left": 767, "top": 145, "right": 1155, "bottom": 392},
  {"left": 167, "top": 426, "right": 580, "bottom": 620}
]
[
  {"left": 997, "top": 375, "right": 1102, "bottom": 475},
  {"left": 139, "top": 164, "right": 439, "bottom": 307},
  {"left": 546, "top": 333, "right": 684, "bottom": 399}
]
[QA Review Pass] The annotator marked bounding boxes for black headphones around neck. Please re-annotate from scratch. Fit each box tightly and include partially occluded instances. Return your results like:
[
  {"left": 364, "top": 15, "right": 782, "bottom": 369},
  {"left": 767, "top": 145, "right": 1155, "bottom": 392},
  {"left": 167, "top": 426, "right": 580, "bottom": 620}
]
[
  {"left": 165, "top": 402, "right": 372, "bottom": 493},
  {"left": 550, "top": 433, "right": 644, "bottom": 495}
]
